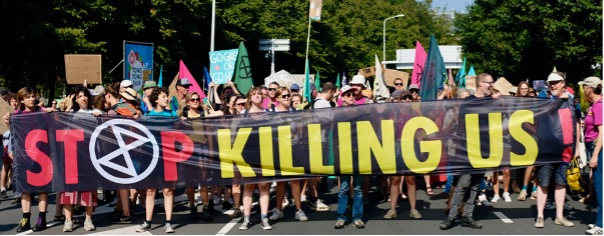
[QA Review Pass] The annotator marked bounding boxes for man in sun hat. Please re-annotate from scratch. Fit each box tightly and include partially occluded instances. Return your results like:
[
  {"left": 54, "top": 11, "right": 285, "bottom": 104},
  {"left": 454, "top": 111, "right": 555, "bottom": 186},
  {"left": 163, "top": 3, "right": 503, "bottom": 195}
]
[{"left": 141, "top": 80, "right": 158, "bottom": 114}]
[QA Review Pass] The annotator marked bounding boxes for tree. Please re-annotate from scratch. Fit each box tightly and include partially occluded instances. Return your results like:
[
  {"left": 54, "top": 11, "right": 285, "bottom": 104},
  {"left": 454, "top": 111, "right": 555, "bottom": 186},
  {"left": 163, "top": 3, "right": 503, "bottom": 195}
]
[{"left": 454, "top": 0, "right": 602, "bottom": 84}]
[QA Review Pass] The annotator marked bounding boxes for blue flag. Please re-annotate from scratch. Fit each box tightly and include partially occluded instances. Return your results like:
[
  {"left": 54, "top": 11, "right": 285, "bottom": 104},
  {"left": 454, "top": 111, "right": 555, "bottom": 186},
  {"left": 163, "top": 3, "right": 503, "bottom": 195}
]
[
  {"left": 456, "top": 57, "right": 467, "bottom": 88},
  {"left": 335, "top": 73, "right": 341, "bottom": 88},
  {"left": 203, "top": 67, "right": 212, "bottom": 90},
  {"left": 158, "top": 65, "right": 164, "bottom": 88},
  {"left": 468, "top": 66, "right": 476, "bottom": 76},
  {"left": 418, "top": 35, "right": 447, "bottom": 101},
  {"left": 304, "top": 59, "right": 311, "bottom": 102}
]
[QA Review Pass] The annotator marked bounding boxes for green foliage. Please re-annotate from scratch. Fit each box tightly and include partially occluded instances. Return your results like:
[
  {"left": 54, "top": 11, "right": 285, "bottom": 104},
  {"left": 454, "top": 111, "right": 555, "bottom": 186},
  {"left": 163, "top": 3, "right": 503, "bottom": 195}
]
[{"left": 455, "top": 0, "right": 602, "bottom": 84}]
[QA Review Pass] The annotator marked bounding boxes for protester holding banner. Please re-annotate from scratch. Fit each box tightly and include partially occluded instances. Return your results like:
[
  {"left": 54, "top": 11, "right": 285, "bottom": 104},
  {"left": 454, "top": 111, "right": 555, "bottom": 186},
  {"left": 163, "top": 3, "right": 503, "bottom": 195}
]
[
  {"left": 262, "top": 82, "right": 280, "bottom": 110},
  {"left": 141, "top": 80, "right": 158, "bottom": 114},
  {"left": 61, "top": 86, "right": 100, "bottom": 232},
  {"left": 136, "top": 87, "right": 177, "bottom": 233},
  {"left": 335, "top": 85, "right": 365, "bottom": 229},
  {"left": 269, "top": 87, "right": 309, "bottom": 222},
  {"left": 103, "top": 84, "right": 134, "bottom": 224},
  {"left": 516, "top": 81, "right": 538, "bottom": 201},
  {"left": 7, "top": 87, "right": 50, "bottom": 232},
  {"left": 239, "top": 87, "right": 273, "bottom": 230},
  {"left": 441, "top": 73, "right": 497, "bottom": 230},
  {"left": 169, "top": 78, "right": 192, "bottom": 116},
  {"left": 534, "top": 72, "right": 578, "bottom": 228},
  {"left": 578, "top": 76, "right": 603, "bottom": 235}
]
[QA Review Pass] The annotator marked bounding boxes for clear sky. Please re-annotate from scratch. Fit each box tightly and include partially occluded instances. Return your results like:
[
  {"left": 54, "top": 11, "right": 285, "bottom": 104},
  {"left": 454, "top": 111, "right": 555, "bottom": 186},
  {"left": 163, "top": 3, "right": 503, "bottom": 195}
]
[{"left": 429, "top": 0, "right": 474, "bottom": 12}]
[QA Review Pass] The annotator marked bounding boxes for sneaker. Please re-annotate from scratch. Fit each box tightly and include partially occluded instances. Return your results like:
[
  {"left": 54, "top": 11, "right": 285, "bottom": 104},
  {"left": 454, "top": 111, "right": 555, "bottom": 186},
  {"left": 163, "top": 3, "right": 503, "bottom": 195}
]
[
  {"left": 164, "top": 223, "right": 175, "bottom": 233},
  {"left": 63, "top": 219, "right": 74, "bottom": 232},
  {"left": 16, "top": 218, "right": 31, "bottom": 232},
  {"left": 0, "top": 190, "right": 6, "bottom": 199},
  {"left": 352, "top": 219, "right": 365, "bottom": 229},
  {"left": 314, "top": 199, "right": 330, "bottom": 212},
  {"left": 301, "top": 194, "right": 307, "bottom": 203},
  {"left": 84, "top": 219, "right": 96, "bottom": 231},
  {"left": 269, "top": 209, "right": 284, "bottom": 220},
  {"left": 535, "top": 217, "right": 545, "bottom": 228},
  {"left": 383, "top": 209, "right": 397, "bottom": 219},
  {"left": 229, "top": 208, "right": 242, "bottom": 219},
  {"left": 213, "top": 195, "right": 222, "bottom": 205},
  {"left": 334, "top": 219, "right": 346, "bottom": 229},
  {"left": 491, "top": 194, "right": 500, "bottom": 203},
  {"left": 530, "top": 191, "right": 537, "bottom": 200},
  {"left": 460, "top": 216, "right": 482, "bottom": 229},
  {"left": 282, "top": 197, "right": 290, "bottom": 208},
  {"left": 545, "top": 200, "right": 555, "bottom": 210},
  {"left": 189, "top": 206, "right": 199, "bottom": 220},
  {"left": 113, "top": 214, "right": 132, "bottom": 223},
  {"left": 409, "top": 209, "right": 422, "bottom": 219},
  {"left": 502, "top": 192, "right": 512, "bottom": 202},
  {"left": 517, "top": 190, "right": 527, "bottom": 201},
  {"left": 261, "top": 217, "right": 272, "bottom": 230},
  {"left": 586, "top": 226, "right": 604, "bottom": 235},
  {"left": 295, "top": 209, "right": 308, "bottom": 221},
  {"left": 239, "top": 219, "right": 250, "bottom": 230},
  {"left": 222, "top": 201, "right": 232, "bottom": 210},
  {"left": 32, "top": 216, "right": 47, "bottom": 232},
  {"left": 440, "top": 217, "right": 455, "bottom": 230},
  {"left": 135, "top": 222, "right": 151, "bottom": 232},
  {"left": 201, "top": 207, "right": 213, "bottom": 221},
  {"left": 477, "top": 194, "right": 491, "bottom": 206},
  {"left": 106, "top": 209, "right": 122, "bottom": 220},
  {"left": 10, "top": 197, "right": 20, "bottom": 204},
  {"left": 589, "top": 224, "right": 597, "bottom": 229},
  {"left": 554, "top": 217, "right": 575, "bottom": 227}
]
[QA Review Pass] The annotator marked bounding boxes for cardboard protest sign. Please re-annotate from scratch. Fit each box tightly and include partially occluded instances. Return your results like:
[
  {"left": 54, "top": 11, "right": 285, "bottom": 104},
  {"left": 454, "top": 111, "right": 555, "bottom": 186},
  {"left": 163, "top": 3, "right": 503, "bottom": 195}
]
[
  {"left": 0, "top": 99, "right": 14, "bottom": 134},
  {"left": 358, "top": 66, "right": 376, "bottom": 77},
  {"left": 64, "top": 54, "right": 102, "bottom": 85},
  {"left": 465, "top": 76, "right": 477, "bottom": 90},
  {"left": 493, "top": 77, "right": 513, "bottom": 95},
  {"left": 383, "top": 69, "right": 409, "bottom": 88}
]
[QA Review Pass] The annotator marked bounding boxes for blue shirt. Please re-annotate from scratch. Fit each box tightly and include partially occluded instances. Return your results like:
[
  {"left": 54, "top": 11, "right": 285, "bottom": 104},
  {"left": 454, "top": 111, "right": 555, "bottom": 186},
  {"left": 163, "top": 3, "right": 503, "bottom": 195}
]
[{"left": 147, "top": 109, "right": 177, "bottom": 117}]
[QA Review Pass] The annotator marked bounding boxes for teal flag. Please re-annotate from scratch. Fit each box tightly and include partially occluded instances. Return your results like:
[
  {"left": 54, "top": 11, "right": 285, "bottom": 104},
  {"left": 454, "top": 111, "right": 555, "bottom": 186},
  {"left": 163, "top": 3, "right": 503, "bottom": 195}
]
[
  {"left": 335, "top": 73, "right": 341, "bottom": 88},
  {"left": 314, "top": 71, "right": 321, "bottom": 92},
  {"left": 468, "top": 66, "right": 476, "bottom": 76},
  {"left": 304, "top": 59, "right": 311, "bottom": 102},
  {"left": 418, "top": 35, "right": 447, "bottom": 101},
  {"left": 158, "top": 65, "right": 164, "bottom": 87},
  {"left": 456, "top": 58, "right": 466, "bottom": 88},
  {"left": 232, "top": 42, "right": 253, "bottom": 96}
]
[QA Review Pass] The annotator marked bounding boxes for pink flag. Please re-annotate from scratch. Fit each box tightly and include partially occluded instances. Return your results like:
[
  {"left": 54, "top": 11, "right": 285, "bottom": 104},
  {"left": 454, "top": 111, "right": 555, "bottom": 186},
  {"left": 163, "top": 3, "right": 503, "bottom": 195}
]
[
  {"left": 411, "top": 40, "right": 427, "bottom": 88},
  {"left": 179, "top": 60, "right": 206, "bottom": 99}
]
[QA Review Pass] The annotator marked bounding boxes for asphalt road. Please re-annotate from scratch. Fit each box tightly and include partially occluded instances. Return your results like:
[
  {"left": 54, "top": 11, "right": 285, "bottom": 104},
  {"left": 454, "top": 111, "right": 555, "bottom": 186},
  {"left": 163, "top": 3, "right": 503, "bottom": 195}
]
[{"left": 0, "top": 178, "right": 597, "bottom": 235}]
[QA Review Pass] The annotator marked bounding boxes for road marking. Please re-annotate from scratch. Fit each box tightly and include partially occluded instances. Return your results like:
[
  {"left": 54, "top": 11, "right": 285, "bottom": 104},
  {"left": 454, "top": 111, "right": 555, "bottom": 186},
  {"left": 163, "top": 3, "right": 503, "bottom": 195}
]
[
  {"left": 494, "top": 211, "right": 514, "bottom": 223},
  {"left": 88, "top": 225, "right": 152, "bottom": 235},
  {"left": 216, "top": 218, "right": 241, "bottom": 235}
]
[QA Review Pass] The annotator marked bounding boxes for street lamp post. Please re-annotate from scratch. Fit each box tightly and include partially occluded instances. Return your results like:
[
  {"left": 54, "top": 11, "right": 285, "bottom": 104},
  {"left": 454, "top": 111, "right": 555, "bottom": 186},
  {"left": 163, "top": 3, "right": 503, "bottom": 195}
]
[
  {"left": 383, "top": 14, "right": 405, "bottom": 62},
  {"left": 210, "top": 0, "right": 216, "bottom": 52}
]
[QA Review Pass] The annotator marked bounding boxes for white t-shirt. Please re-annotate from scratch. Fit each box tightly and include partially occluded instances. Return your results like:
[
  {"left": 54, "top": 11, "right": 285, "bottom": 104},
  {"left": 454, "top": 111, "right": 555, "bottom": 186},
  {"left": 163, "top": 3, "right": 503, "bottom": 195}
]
[{"left": 313, "top": 98, "right": 331, "bottom": 109}]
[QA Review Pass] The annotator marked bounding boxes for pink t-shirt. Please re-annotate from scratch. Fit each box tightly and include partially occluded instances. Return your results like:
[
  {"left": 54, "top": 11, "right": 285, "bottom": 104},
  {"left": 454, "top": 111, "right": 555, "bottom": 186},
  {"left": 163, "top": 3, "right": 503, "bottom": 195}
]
[
  {"left": 262, "top": 97, "right": 278, "bottom": 109},
  {"left": 336, "top": 95, "right": 372, "bottom": 106},
  {"left": 585, "top": 98, "right": 603, "bottom": 143}
]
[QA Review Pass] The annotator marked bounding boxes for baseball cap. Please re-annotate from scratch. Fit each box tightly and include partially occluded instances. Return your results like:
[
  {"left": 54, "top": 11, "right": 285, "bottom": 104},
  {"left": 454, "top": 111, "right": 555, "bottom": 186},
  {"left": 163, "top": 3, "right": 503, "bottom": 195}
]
[
  {"left": 143, "top": 80, "right": 158, "bottom": 89},
  {"left": 120, "top": 80, "right": 133, "bottom": 88},
  {"left": 349, "top": 74, "right": 366, "bottom": 85},
  {"left": 176, "top": 78, "right": 192, "bottom": 87},
  {"left": 120, "top": 87, "right": 138, "bottom": 101},
  {"left": 390, "top": 90, "right": 407, "bottom": 99},
  {"left": 546, "top": 73, "right": 564, "bottom": 83},
  {"left": 408, "top": 84, "right": 419, "bottom": 90},
  {"left": 339, "top": 85, "right": 358, "bottom": 95},
  {"left": 578, "top": 76, "right": 602, "bottom": 88},
  {"left": 290, "top": 83, "right": 300, "bottom": 91}
]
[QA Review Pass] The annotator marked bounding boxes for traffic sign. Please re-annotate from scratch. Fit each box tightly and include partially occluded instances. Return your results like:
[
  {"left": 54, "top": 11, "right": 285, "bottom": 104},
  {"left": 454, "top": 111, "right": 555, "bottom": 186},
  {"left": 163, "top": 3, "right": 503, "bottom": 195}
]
[{"left": 259, "top": 39, "right": 291, "bottom": 45}]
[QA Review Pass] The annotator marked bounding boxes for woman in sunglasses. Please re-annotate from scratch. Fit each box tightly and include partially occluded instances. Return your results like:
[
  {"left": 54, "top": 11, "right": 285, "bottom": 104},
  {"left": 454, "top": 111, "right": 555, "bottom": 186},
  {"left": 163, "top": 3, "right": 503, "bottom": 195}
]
[{"left": 268, "top": 87, "right": 308, "bottom": 222}]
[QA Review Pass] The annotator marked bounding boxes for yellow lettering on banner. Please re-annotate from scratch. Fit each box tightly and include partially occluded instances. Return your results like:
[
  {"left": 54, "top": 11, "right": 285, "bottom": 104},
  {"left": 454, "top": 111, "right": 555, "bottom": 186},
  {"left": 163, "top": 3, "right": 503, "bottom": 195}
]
[
  {"left": 278, "top": 126, "right": 304, "bottom": 175},
  {"left": 357, "top": 120, "right": 396, "bottom": 174},
  {"left": 509, "top": 110, "right": 538, "bottom": 166},
  {"left": 401, "top": 117, "right": 441, "bottom": 174},
  {"left": 308, "top": 124, "right": 334, "bottom": 174},
  {"left": 259, "top": 127, "right": 275, "bottom": 177},
  {"left": 218, "top": 128, "right": 255, "bottom": 178},
  {"left": 338, "top": 122, "right": 353, "bottom": 174},
  {"left": 466, "top": 113, "right": 503, "bottom": 168}
]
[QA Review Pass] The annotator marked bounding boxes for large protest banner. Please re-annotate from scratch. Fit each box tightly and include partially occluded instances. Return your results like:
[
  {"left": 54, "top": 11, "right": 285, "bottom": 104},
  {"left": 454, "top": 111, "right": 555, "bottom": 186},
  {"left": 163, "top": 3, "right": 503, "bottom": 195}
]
[
  {"left": 209, "top": 49, "right": 238, "bottom": 84},
  {"left": 12, "top": 97, "right": 575, "bottom": 192},
  {"left": 124, "top": 41, "right": 154, "bottom": 91}
]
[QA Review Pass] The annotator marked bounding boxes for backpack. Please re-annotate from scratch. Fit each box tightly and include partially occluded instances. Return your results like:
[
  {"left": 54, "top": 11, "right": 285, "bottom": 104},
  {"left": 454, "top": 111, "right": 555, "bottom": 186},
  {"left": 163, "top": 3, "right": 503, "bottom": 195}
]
[
  {"left": 111, "top": 103, "right": 140, "bottom": 117},
  {"left": 564, "top": 157, "right": 587, "bottom": 193}
]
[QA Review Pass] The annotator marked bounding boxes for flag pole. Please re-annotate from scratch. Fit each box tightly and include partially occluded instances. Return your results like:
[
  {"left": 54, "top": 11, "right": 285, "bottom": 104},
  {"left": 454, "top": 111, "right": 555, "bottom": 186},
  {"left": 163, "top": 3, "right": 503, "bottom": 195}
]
[{"left": 304, "top": 18, "right": 312, "bottom": 99}]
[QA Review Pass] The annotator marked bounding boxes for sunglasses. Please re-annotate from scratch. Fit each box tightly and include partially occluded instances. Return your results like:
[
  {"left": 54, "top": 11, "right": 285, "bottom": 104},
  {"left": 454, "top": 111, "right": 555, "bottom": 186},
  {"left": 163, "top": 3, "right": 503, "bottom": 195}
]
[
  {"left": 190, "top": 98, "right": 200, "bottom": 102},
  {"left": 410, "top": 89, "right": 419, "bottom": 93},
  {"left": 342, "top": 93, "right": 354, "bottom": 97},
  {"left": 236, "top": 103, "right": 246, "bottom": 106},
  {"left": 268, "top": 88, "right": 277, "bottom": 91},
  {"left": 281, "top": 94, "right": 291, "bottom": 98},
  {"left": 394, "top": 83, "right": 403, "bottom": 86}
]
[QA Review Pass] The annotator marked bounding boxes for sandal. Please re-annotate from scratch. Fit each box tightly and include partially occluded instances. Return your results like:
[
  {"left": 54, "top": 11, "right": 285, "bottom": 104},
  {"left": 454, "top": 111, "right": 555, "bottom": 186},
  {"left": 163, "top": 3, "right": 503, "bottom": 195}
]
[{"left": 426, "top": 187, "right": 434, "bottom": 196}]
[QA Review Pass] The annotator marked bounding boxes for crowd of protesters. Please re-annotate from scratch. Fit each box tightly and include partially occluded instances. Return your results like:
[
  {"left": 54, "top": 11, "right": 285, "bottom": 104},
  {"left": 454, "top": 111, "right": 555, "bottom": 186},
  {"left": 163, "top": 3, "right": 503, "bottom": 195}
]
[{"left": 0, "top": 71, "right": 601, "bottom": 234}]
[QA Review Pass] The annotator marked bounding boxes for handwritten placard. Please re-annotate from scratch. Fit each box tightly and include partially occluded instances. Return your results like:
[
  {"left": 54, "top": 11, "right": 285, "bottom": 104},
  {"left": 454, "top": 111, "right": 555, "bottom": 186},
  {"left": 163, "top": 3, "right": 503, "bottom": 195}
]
[{"left": 64, "top": 54, "right": 102, "bottom": 85}]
